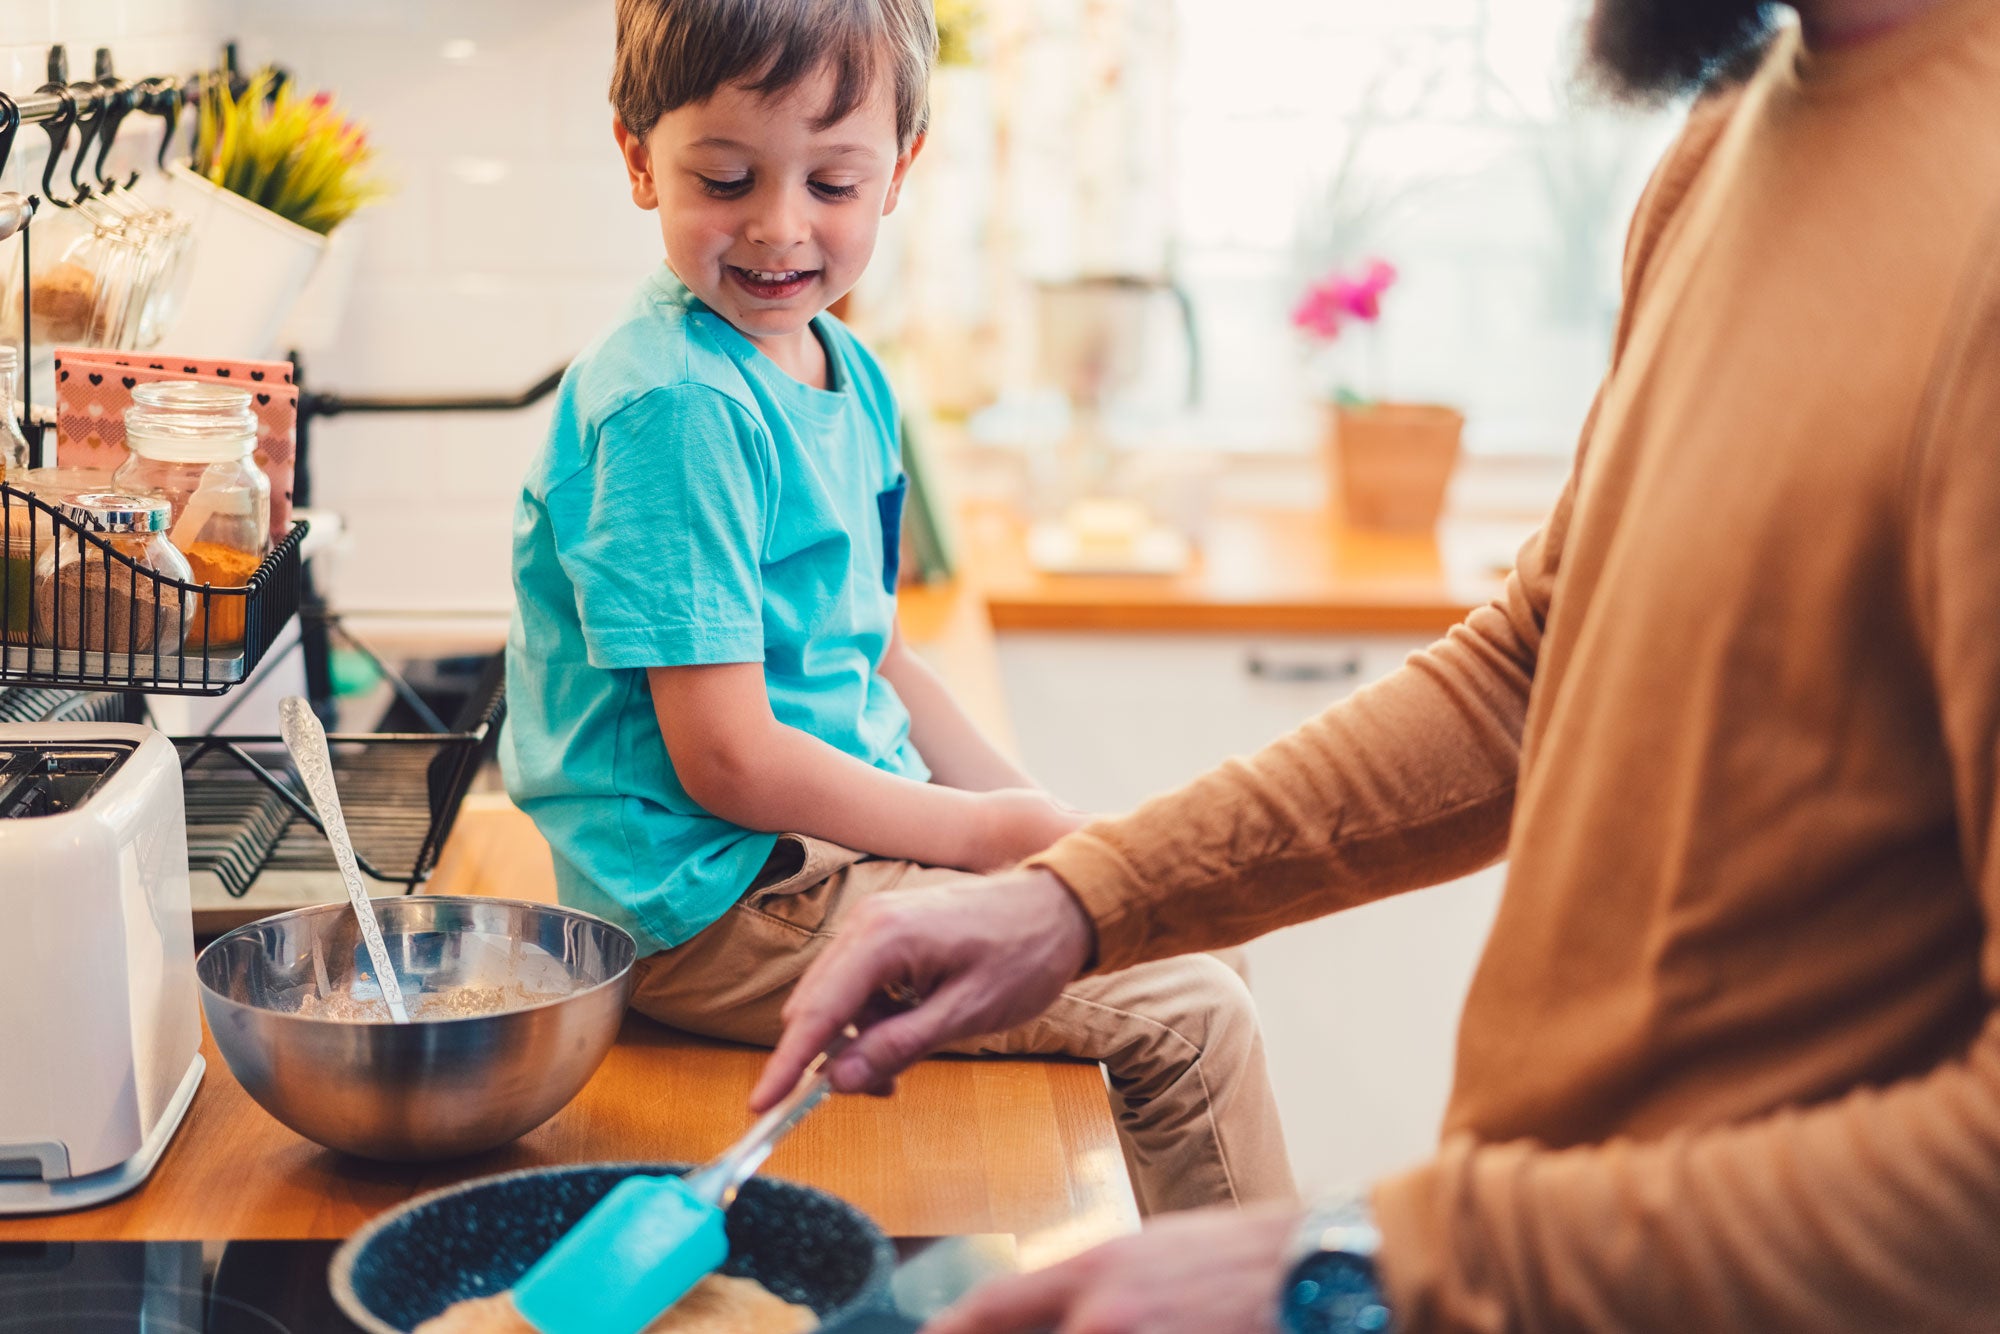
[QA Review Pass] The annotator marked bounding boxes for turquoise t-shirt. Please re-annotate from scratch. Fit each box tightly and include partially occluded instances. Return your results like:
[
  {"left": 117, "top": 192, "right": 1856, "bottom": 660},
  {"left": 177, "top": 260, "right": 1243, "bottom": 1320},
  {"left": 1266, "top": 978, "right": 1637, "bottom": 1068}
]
[{"left": 500, "top": 268, "right": 928, "bottom": 953}]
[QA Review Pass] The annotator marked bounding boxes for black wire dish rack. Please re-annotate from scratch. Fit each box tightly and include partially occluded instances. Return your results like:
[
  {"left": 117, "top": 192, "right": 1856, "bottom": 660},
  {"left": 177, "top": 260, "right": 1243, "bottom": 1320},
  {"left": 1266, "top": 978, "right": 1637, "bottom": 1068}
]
[{"left": 173, "top": 651, "right": 506, "bottom": 935}]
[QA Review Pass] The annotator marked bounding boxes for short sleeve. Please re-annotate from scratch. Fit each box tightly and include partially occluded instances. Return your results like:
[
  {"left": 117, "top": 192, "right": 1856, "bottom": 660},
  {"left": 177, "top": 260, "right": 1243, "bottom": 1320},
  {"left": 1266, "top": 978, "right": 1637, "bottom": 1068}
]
[{"left": 547, "top": 385, "right": 770, "bottom": 670}]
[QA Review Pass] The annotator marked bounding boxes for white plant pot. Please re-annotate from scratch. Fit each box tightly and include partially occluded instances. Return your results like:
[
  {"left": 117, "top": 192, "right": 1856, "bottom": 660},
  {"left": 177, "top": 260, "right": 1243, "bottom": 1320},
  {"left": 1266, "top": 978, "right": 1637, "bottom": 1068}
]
[
  {"left": 275, "top": 215, "right": 364, "bottom": 356},
  {"left": 158, "top": 164, "right": 327, "bottom": 359}
]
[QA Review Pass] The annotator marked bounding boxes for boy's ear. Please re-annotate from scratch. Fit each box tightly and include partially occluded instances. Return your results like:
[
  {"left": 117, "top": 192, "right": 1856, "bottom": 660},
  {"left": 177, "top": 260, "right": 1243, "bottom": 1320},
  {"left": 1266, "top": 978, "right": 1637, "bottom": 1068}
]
[
  {"left": 615, "top": 118, "right": 661, "bottom": 211},
  {"left": 881, "top": 132, "right": 926, "bottom": 217}
]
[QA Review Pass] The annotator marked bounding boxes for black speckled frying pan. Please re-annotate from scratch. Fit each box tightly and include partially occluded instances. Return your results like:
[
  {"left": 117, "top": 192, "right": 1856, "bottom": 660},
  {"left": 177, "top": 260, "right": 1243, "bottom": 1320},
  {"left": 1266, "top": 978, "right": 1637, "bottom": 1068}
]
[{"left": 330, "top": 1162, "right": 897, "bottom": 1332}]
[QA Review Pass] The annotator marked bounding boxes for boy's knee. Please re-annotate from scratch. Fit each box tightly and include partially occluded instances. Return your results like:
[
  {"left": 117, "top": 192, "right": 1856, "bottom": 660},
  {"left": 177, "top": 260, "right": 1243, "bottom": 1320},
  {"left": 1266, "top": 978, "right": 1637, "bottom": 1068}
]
[
  {"left": 1096, "top": 953, "right": 1262, "bottom": 1086},
  {"left": 1174, "top": 953, "right": 1260, "bottom": 1056}
]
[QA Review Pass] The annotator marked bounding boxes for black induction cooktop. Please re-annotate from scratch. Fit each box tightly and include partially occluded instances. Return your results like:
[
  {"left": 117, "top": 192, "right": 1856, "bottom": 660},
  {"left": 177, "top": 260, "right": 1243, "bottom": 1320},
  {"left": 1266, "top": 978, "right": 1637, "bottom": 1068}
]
[{"left": 0, "top": 1236, "right": 1018, "bottom": 1333}]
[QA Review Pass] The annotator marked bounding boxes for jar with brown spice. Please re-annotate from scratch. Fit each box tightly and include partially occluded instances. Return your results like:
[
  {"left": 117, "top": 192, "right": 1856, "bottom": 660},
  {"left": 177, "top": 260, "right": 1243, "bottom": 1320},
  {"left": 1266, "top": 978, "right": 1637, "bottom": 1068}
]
[
  {"left": 32, "top": 491, "right": 197, "bottom": 657},
  {"left": 111, "top": 382, "right": 268, "bottom": 650},
  {"left": 2, "top": 470, "right": 116, "bottom": 644}
]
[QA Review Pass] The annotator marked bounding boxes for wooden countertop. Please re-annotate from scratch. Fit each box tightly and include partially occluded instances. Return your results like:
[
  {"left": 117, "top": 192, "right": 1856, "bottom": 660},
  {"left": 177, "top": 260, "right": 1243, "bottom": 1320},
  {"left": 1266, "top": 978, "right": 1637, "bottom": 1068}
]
[
  {"left": 946, "top": 499, "right": 1499, "bottom": 636},
  {"left": 0, "top": 1017, "right": 1134, "bottom": 1263},
  {"left": 1, "top": 802, "right": 1138, "bottom": 1262}
]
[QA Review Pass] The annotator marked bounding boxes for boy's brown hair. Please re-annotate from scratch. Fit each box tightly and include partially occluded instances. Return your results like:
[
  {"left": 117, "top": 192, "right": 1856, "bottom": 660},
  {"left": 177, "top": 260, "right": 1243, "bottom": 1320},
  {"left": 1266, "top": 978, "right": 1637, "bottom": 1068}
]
[{"left": 612, "top": 0, "right": 937, "bottom": 150}]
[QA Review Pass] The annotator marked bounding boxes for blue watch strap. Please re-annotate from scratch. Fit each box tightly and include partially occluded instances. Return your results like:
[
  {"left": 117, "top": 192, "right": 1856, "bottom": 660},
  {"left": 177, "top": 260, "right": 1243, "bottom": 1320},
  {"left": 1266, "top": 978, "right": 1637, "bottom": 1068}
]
[
  {"left": 1282, "top": 1249, "right": 1392, "bottom": 1333},
  {"left": 1280, "top": 1193, "right": 1394, "bottom": 1334}
]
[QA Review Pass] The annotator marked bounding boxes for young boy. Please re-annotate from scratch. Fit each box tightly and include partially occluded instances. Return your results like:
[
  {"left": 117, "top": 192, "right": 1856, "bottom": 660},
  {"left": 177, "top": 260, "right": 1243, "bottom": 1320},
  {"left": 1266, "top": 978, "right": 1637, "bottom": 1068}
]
[{"left": 501, "top": 0, "right": 1293, "bottom": 1215}]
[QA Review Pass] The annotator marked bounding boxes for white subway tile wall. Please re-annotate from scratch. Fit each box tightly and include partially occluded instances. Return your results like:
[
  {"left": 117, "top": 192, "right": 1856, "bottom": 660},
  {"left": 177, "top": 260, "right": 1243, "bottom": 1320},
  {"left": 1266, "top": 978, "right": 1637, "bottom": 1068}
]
[{"left": 231, "top": 0, "right": 665, "bottom": 613}]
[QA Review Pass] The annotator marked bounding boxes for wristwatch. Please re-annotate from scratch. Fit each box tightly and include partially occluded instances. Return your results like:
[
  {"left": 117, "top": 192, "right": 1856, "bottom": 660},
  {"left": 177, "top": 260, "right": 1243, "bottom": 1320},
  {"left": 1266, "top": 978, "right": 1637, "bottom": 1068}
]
[{"left": 1277, "top": 1191, "right": 1394, "bottom": 1334}]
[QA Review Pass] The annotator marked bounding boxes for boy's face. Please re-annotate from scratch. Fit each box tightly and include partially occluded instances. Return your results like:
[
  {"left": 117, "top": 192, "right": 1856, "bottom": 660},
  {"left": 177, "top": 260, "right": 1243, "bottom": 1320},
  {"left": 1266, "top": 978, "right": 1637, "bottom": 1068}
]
[{"left": 617, "top": 65, "right": 922, "bottom": 355}]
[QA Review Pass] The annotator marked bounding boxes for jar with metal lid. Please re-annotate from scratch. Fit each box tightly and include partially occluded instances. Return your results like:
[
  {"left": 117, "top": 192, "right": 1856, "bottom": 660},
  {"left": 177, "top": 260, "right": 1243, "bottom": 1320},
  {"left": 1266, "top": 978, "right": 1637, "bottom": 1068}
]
[
  {"left": 32, "top": 491, "right": 197, "bottom": 657},
  {"left": 111, "top": 381, "right": 268, "bottom": 649},
  {"left": 5, "top": 472, "right": 112, "bottom": 643}
]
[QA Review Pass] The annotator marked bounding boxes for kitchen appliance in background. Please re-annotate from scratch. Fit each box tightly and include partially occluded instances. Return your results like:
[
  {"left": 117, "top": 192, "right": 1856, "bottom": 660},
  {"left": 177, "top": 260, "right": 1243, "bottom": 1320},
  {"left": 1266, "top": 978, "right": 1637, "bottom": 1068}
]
[
  {"left": 1028, "top": 273, "right": 1202, "bottom": 574},
  {"left": 0, "top": 722, "right": 203, "bottom": 1215}
]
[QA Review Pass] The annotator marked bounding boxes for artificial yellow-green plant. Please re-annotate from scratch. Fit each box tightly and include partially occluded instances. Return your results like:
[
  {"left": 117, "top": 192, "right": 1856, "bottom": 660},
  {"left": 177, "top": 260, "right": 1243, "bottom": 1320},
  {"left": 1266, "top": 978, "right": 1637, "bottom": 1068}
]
[
  {"left": 935, "top": 0, "right": 983, "bottom": 66},
  {"left": 193, "top": 72, "right": 388, "bottom": 236}
]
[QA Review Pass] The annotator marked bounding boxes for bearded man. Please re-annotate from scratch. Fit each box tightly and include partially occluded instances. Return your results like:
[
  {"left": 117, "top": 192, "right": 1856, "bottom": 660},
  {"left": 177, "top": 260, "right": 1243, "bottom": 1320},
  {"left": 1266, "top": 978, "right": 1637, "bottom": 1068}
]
[{"left": 756, "top": 0, "right": 2000, "bottom": 1328}]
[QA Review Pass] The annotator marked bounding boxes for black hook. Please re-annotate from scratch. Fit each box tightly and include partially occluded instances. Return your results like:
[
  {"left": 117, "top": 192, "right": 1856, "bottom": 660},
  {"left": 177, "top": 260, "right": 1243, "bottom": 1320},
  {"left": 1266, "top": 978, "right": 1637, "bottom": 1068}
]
[
  {"left": 134, "top": 76, "right": 182, "bottom": 175},
  {"left": 0, "top": 92, "right": 39, "bottom": 239},
  {"left": 0, "top": 90, "right": 19, "bottom": 184},
  {"left": 34, "top": 81, "right": 77, "bottom": 208},
  {"left": 65, "top": 76, "right": 103, "bottom": 203},
  {"left": 222, "top": 41, "right": 249, "bottom": 101},
  {"left": 91, "top": 51, "right": 135, "bottom": 191}
]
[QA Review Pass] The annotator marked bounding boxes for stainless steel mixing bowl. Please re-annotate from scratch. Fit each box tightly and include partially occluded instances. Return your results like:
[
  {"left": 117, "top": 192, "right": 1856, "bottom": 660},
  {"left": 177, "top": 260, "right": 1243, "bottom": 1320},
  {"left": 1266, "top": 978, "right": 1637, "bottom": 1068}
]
[{"left": 196, "top": 896, "right": 636, "bottom": 1161}]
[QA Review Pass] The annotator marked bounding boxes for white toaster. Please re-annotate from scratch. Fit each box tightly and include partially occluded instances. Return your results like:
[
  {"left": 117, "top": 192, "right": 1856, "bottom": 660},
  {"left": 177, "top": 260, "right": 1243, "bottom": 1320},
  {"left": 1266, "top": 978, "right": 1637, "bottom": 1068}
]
[{"left": 0, "top": 722, "right": 204, "bottom": 1213}]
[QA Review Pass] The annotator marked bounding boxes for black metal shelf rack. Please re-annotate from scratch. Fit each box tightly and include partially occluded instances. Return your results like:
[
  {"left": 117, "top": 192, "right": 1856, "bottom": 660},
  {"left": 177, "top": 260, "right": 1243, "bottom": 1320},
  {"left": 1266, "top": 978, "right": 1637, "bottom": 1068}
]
[{"left": 1, "top": 483, "right": 307, "bottom": 695}]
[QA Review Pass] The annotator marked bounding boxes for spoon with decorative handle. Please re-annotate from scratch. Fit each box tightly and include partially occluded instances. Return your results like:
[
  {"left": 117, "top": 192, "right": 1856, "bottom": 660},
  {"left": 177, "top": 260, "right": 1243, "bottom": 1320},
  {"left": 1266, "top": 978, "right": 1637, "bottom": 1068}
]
[{"left": 279, "top": 695, "right": 410, "bottom": 1024}]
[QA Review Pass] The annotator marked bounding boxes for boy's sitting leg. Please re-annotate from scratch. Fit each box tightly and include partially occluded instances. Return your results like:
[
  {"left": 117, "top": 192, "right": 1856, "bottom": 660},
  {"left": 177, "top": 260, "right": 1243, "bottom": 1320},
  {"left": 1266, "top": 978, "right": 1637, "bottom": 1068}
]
[{"left": 627, "top": 835, "right": 1296, "bottom": 1216}]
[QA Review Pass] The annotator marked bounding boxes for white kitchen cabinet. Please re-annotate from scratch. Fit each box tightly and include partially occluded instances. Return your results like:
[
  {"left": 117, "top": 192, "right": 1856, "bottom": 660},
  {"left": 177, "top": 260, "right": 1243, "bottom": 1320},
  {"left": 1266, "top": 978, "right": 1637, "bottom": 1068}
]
[{"left": 994, "top": 630, "right": 1505, "bottom": 1194}]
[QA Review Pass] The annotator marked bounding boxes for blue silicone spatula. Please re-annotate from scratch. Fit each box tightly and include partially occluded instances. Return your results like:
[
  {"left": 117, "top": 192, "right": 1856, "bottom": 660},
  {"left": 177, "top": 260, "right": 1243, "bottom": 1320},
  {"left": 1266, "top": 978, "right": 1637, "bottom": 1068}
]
[{"left": 510, "top": 1026, "right": 858, "bottom": 1334}]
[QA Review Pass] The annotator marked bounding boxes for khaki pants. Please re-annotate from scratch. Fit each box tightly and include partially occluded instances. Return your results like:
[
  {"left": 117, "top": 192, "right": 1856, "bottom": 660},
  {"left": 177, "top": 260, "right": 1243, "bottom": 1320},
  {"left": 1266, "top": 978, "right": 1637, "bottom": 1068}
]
[{"left": 628, "top": 835, "right": 1297, "bottom": 1215}]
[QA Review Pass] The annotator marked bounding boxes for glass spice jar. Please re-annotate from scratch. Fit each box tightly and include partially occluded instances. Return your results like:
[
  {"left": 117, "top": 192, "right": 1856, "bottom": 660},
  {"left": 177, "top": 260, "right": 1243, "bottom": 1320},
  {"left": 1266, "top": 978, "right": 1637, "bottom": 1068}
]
[
  {"left": 0, "top": 344, "right": 34, "bottom": 477},
  {"left": 2, "top": 471, "right": 115, "bottom": 644},
  {"left": 112, "top": 381, "right": 268, "bottom": 650},
  {"left": 32, "top": 491, "right": 197, "bottom": 657},
  {"left": 0, "top": 494, "right": 32, "bottom": 645}
]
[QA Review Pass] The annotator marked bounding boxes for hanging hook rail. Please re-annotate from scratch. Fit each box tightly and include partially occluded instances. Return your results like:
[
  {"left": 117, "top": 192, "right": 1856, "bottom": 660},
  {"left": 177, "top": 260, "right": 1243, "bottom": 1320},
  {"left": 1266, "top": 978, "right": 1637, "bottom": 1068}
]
[{"left": 11, "top": 61, "right": 203, "bottom": 129}]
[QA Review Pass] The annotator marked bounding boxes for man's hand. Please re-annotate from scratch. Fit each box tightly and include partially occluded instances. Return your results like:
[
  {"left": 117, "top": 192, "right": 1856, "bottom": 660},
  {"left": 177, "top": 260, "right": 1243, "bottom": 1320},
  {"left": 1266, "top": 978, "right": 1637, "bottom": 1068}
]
[
  {"left": 924, "top": 1204, "right": 1305, "bottom": 1334},
  {"left": 750, "top": 868, "right": 1096, "bottom": 1109},
  {"left": 967, "top": 788, "right": 1091, "bottom": 871}
]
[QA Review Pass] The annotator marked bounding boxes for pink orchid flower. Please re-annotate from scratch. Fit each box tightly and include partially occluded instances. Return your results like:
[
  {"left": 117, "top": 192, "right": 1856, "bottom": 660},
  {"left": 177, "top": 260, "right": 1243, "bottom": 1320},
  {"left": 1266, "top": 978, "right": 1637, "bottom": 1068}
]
[{"left": 1291, "top": 259, "right": 1397, "bottom": 341}]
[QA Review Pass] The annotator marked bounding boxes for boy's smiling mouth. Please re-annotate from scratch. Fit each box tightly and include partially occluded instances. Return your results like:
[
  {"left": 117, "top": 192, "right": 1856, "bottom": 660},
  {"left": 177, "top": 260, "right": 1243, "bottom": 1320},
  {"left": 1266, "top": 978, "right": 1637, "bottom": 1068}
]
[{"left": 728, "top": 265, "right": 818, "bottom": 302}]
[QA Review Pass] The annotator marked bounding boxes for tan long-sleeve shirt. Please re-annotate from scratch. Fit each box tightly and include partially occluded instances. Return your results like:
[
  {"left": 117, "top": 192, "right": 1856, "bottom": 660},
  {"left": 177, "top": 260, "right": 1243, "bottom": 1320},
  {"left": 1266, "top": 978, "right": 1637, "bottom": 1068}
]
[{"left": 1031, "top": 5, "right": 2000, "bottom": 1327}]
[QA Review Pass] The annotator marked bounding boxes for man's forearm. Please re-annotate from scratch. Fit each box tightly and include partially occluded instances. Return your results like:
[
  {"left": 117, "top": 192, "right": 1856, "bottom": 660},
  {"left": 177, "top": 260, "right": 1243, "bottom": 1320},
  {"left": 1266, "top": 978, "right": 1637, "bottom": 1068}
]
[{"left": 1030, "top": 578, "right": 1545, "bottom": 973}]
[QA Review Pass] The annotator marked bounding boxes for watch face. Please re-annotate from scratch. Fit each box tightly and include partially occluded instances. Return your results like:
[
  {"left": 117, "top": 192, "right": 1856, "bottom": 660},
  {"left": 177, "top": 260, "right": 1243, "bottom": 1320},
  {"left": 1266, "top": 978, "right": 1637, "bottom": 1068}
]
[{"left": 1283, "top": 1250, "right": 1392, "bottom": 1334}]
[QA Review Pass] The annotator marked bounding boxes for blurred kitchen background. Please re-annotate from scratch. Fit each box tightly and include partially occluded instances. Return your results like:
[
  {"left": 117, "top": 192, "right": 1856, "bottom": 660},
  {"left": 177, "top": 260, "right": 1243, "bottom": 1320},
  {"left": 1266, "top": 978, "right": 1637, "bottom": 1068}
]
[{"left": 0, "top": 0, "right": 1681, "bottom": 1197}]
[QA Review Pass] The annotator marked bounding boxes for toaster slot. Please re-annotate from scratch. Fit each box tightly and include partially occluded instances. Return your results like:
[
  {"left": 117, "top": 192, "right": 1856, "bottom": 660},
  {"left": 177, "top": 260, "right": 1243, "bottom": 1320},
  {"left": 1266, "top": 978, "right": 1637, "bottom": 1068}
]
[{"left": 0, "top": 743, "right": 137, "bottom": 819}]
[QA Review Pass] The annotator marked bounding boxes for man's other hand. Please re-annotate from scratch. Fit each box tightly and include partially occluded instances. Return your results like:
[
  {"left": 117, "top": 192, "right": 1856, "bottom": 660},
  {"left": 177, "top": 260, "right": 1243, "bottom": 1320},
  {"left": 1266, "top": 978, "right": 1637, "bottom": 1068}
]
[{"left": 925, "top": 1204, "right": 1303, "bottom": 1334}]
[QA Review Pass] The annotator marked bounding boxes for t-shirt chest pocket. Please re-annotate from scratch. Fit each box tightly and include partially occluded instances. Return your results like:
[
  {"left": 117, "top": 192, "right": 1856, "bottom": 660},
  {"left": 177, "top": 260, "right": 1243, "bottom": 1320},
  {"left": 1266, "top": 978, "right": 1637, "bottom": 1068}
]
[{"left": 875, "top": 475, "right": 907, "bottom": 595}]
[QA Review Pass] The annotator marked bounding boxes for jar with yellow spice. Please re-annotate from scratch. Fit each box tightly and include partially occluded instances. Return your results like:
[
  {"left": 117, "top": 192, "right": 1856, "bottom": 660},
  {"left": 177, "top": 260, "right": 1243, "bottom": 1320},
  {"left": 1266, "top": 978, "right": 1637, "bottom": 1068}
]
[{"left": 112, "top": 382, "right": 269, "bottom": 651}]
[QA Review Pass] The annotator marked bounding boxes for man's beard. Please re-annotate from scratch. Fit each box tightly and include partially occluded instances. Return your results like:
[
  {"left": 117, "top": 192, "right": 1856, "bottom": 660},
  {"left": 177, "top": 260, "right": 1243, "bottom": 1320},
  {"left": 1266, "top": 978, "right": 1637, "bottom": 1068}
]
[{"left": 1583, "top": 0, "right": 1782, "bottom": 103}]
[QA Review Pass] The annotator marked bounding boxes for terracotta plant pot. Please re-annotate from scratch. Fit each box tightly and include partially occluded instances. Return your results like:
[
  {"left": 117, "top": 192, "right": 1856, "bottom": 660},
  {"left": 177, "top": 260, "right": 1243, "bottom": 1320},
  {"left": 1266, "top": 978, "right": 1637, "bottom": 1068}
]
[{"left": 1324, "top": 402, "right": 1464, "bottom": 532}]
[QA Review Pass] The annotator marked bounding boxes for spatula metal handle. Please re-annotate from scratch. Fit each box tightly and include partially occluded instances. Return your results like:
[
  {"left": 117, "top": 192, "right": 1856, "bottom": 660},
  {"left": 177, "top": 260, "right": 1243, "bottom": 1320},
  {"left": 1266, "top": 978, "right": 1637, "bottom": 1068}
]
[
  {"left": 680, "top": 1025, "right": 858, "bottom": 1210},
  {"left": 279, "top": 696, "right": 411, "bottom": 1024}
]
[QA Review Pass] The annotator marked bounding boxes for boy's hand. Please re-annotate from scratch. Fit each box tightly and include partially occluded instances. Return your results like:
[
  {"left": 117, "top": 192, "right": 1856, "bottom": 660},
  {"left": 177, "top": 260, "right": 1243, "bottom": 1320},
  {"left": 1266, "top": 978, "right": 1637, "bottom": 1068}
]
[{"left": 968, "top": 787, "right": 1091, "bottom": 871}]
